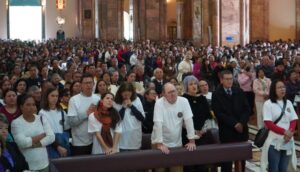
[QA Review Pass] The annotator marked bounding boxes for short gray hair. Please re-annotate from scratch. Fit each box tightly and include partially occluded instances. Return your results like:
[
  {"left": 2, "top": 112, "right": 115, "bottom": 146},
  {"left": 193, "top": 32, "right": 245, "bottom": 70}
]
[{"left": 183, "top": 75, "right": 199, "bottom": 93}]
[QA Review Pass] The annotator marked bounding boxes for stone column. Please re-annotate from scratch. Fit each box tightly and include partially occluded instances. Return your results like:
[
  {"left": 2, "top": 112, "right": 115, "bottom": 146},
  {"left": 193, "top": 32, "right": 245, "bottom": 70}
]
[
  {"left": 80, "top": 0, "right": 95, "bottom": 39},
  {"left": 98, "top": 0, "right": 123, "bottom": 40},
  {"left": 210, "top": 0, "right": 220, "bottom": 46},
  {"left": 250, "top": 0, "right": 269, "bottom": 41},
  {"left": 193, "top": 0, "right": 202, "bottom": 45},
  {"left": 296, "top": 0, "right": 300, "bottom": 40},
  {"left": 133, "top": 0, "right": 167, "bottom": 40},
  {"left": 220, "top": 0, "right": 240, "bottom": 46},
  {"left": 176, "top": 0, "right": 184, "bottom": 39}
]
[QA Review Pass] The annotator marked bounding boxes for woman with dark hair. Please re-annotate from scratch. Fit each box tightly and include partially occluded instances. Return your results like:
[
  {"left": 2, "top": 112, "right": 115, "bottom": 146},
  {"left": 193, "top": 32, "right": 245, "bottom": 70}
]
[
  {"left": 70, "top": 81, "right": 81, "bottom": 97},
  {"left": 114, "top": 82, "right": 145, "bottom": 151},
  {"left": 0, "top": 89, "right": 21, "bottom": 125},
  {"left": 95, "top": 80, "right": 108, "bottom": 98},
  {"left": 201, "top": 58, "right": 214, "bottom": 90},
  {"left": 39, "top": 87, "right": 71, "bottom": 158},
  {"left": 13, "top": 78, "right": 27, "bottom": 96},
  {"left": 101, "top": 72, "right": 111, "bottom": 85},
  {"left": 0, "top": 113, "right": 29, "bottom": 171},
  {"left": 11, "top": 94, "right": 54, "bottom": 171},
  {"left": 261, "top": 80, "right": 298, "bottom": 172},
  {"left": 88, "top": 93, "right": 121, "bottom": 155},
  {"left": 285, "top": 70, "right": 300, "bottom": 103},
  {"left": 253, "top": 68, "right": 271, "bottom": 129}
]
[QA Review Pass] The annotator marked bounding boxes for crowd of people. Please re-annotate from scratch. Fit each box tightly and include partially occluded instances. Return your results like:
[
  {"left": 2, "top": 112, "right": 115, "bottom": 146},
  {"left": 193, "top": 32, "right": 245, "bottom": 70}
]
[{"left": 0, "top": 38, "right": 299, "bottom": 172}]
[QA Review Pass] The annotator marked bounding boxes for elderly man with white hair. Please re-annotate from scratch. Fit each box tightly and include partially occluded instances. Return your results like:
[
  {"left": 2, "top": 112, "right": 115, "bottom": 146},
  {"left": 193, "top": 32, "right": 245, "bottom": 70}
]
[{"left": 151, "top": 82, "right": 199, "bottom": 172}]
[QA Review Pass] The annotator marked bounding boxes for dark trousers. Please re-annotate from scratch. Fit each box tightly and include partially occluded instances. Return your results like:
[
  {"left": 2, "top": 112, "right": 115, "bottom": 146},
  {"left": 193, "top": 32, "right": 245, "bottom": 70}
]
[
  {"left": 71, "top": 144, "right": 92, "bottom": 156},
  {"left": 221, "top": 160, "right": 245, "bottom": 172}
]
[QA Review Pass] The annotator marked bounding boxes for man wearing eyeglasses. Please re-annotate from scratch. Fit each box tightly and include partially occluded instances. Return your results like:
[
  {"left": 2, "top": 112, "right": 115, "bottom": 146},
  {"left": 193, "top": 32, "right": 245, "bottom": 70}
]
[{"left": 212, "top": 70, "right": 251, "bottom": 172}]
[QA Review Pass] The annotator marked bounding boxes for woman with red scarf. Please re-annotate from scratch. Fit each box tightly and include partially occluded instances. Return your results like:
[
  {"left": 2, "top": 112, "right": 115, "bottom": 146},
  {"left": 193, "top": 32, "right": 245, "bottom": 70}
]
[{"left": 88, "top": 93, "right": 122, "bottom": 155}]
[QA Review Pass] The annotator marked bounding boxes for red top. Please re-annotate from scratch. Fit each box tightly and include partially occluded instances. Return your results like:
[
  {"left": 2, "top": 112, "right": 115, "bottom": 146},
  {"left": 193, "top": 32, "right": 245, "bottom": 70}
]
[
  {"left": 264, "top": 120, "right": 297, "bottom": 135},
  {"left": 0, "top": 106, "right": 21, "bottom": 124}
]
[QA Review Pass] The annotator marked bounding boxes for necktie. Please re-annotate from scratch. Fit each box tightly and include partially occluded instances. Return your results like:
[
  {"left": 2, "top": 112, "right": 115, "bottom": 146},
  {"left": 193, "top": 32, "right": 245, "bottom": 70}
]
[{"left": 227, "top": 89, "right": 232, "bottom": 96}]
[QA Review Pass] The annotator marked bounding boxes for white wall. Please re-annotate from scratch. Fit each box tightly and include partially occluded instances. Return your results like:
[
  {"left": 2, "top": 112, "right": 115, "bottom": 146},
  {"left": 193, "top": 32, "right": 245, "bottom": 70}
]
[
  {"left": 269, "top": 0, "right": 296, "bottom": 41},
  {"left": 0, "top": 0, "right": 7, "bottom": 39},
  {"left": 46, "top": 0, "right": 80, "bottom": 39},
  {"left": 0, "top": 0, "right": 80, "bottom": 39}
]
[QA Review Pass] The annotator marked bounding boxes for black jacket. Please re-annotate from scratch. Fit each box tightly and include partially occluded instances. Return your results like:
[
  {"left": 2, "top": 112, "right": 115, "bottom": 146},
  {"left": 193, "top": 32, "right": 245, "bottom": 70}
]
[
  {"left": 0, "top": 142, "right": 29, "bottom": 172},
  {"left": 212, "top": 86, "right": 250, "bottom": 143}
]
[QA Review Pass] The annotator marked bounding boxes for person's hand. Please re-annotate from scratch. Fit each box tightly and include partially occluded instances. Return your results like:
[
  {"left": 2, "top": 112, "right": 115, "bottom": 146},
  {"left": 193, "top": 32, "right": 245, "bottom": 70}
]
[
  {"left": 104, "top": 148, "right": 113, "bottom": 155},
  {"left": 284, "top": 130, "right": 293, "bottom": 143},
  {"left": 185, "top": 140, "right": 196, "bottom": 151},
  {"left": 87, "top": 104, "right": 97, "bottom": 116},
  {"left": 234, "top": 123, "right": 243, "bottom": 133},
  {"left": 122, "top": 99, "right": 132, "bottom": 108},
  {"left": 157, "top": 143, "right": 170, "bottom": 154},
  {"left": 57, "top": 146, "right": 68, "bottom": 157}
]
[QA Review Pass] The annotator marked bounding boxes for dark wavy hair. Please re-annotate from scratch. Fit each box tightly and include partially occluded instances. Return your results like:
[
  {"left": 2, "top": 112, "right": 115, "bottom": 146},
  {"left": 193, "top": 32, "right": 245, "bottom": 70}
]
[
  {"left": 114, "top": 82, "right": 137, "bottom": 104},
  {"left": 269, "top": 79, "right": 287, "bottom": 103},
  {"left": 97, "top": 92, "right": 120, "bottom": 129}
]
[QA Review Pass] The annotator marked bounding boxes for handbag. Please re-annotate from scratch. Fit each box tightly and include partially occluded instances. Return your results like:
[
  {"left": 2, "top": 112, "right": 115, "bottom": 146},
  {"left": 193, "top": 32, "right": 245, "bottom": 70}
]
[
  {"left": 254, "top": 101, "right": 287, "bottom": 148},
  {"left": 46, "top": 110, "right": 71, "bottom": 158}
]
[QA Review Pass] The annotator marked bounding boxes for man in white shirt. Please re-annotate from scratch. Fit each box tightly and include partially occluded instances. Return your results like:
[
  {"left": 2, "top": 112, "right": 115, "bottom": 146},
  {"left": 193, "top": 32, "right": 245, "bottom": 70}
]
[
  {"left": 68, "top": 73, "right": 100, "bottom": 155},
  {"left": 151, "top": 83, "right": 199, "bottom": 172}
]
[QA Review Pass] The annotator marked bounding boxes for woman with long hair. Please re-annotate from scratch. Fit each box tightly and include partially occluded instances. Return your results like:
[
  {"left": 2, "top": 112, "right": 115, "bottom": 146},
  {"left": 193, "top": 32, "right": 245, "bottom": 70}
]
[
  {"left": 114, "top": 82, "right": 145, "bottom": 151},
  {"left": 11, "top": 94, "right": 54, "bottom": 171},
  {"left": 94, "top": 80, "right": 108, "bottom": 98},
  {"left": 261, "top": 80, "right": 298, "bottom": 172},
  {"left": 88, "top": 92, "right": 121, "bottom": 155},
  {"left": 39, "top": 87, "right": 71, "bottom": 158}
]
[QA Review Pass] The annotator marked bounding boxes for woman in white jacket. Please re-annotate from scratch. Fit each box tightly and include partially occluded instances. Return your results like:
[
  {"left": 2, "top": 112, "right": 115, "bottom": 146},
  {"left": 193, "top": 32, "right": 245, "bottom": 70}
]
[
  {"left": 261, "top": 80, "right": 298, "bottom": 172},
  {"left": 11, "top": 94, "right": 55, "bottom": 172}
]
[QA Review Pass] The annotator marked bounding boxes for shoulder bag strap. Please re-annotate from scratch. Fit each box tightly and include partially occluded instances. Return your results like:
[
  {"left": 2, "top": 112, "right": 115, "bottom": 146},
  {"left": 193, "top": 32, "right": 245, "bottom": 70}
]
[{"left": 274, "top": 100, "right": 287, "bottom": 124}]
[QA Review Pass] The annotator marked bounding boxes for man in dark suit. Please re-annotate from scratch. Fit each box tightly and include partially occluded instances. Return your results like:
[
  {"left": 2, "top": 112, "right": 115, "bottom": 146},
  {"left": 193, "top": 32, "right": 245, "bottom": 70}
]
[{"left": 212, "top": 70, "right": 250, "bottom": 172}]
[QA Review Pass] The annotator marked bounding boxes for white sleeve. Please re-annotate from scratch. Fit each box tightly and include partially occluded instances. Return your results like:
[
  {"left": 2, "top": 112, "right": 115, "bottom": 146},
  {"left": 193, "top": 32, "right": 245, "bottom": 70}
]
[
  {"left": 88, "top": 113, "right": 101, "bottom": 133},
  {"left": 11, "top": 119, "right": 33, "bottom": 149},
  {"left": 288, "top": 101, "right": 298, "bottom": 121},
  {"left": 67, "top": 97, "right": 78, "bottom": 117},
  {"left": 40, "top": 116, "right": 55, "bottom": 146},
  {"left": 153, "top": 100, "right": 163, "bottom": 122},
  {"left": 184, "top": 117, "right": 198, "bottom": 140},
  {"left": 114, "top": 122, "right": 122, "bottom": 133},
  {"left": 182, "top": 98, "right": 193, "bottom": 120},
  {"left": 151, "top": 122, "right": 163, "bottom": 144},
  {"left": 263, "top": 101, "right": 273, "bottom": 121}
]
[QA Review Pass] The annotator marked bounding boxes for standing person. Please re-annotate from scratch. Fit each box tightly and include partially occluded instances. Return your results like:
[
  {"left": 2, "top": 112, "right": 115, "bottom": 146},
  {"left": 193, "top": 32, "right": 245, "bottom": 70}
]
[
  {"left": 182, "top": 76, "right": 212, "bottom": 172},
  {"left": 11, "top": 95, "right": 55, "bottom": 172},
  {"left": 88, "top": 93, "right": 121, "bottom": 155},
  {"left": 177, "top": 51, "right": 193, "bottom": 83},
  {"left": 39, "top": 87, "right": 71, "bottom": 158},
  {"left": 114, "top": 82, "right": 145, "bottom": 151},
  {"left": 0, "top": 113, "right": 29, "bottom": 172},
  {"left": 68, "top": 73, "right": 100, "bottom": 155},
  {"left": 151, "top": 83, "right": 199, "bottom": 172},
  {"left": 212, "top": 70, "right": 251, "bottom": 172},
  {"left": 142, "top": 88, "right": 157, "bottom": 134},
  {"left": 0, "top": 89, "right": 21, "bottom": 125},
  {"left": 261, "top": 80, "right": 298, "bottom": 172},
  {"left": 253, "top": 68, "right": 271, "bottom": 129}
]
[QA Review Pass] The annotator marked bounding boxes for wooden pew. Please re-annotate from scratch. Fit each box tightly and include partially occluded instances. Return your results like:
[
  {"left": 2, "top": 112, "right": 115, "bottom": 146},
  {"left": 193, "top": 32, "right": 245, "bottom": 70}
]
[{"left": 49, "top": 141, "right": 252, "bottom": 172}]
